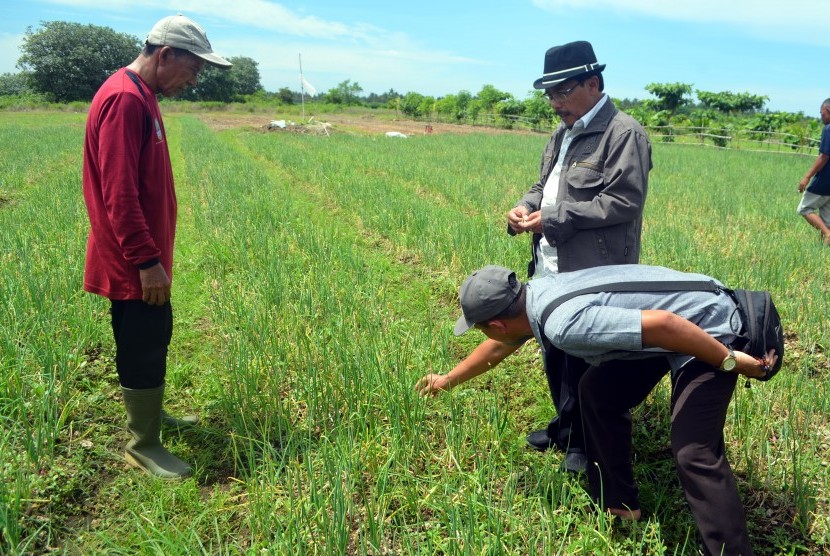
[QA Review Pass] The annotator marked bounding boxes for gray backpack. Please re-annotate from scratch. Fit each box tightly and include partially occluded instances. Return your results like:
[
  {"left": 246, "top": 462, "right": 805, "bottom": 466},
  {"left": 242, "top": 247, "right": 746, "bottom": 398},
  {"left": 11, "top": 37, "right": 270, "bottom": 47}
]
[{"left": 539, "top": 280, "right": 784, "bottom": 381}]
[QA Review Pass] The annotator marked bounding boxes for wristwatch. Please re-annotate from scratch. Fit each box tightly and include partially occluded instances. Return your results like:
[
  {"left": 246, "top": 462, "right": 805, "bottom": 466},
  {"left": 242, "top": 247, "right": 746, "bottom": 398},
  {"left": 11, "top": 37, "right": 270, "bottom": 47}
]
[{"left": 719, "top": 349, "right": 737, "bottom": 372}]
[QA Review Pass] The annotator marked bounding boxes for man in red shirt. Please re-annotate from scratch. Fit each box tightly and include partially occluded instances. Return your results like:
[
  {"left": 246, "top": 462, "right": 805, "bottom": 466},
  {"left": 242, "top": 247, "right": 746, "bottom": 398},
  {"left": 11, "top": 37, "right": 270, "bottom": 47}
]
[{"left": 83, "top": 14, "right": 231, "bottom": 478}]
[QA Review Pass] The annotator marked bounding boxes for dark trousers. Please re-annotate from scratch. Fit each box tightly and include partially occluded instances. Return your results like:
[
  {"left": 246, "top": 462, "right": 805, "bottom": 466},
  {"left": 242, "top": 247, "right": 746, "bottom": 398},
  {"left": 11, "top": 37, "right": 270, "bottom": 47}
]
[
  {"left": 579, "top": 357, "right": 754, "bottom": 556},
  {"left": 543, "top": 346, "right": 589, "bottom": 452},
  {"left": 110, "top": 300, "right": 172, "bottom": 389}
]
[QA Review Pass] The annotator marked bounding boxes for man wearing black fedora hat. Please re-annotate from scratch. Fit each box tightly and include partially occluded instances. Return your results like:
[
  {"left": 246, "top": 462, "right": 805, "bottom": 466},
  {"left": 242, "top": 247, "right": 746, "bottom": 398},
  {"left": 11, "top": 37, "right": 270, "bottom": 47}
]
[{"left": 506, "top": 41, "right": 652, "bottom": 469}]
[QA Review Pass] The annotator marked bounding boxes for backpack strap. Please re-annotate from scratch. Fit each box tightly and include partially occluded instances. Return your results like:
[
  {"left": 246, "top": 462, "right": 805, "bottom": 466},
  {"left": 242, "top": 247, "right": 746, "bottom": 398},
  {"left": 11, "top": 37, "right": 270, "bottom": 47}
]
[{"left": 538, "top": 279, "right": 723, "bottom": 333}]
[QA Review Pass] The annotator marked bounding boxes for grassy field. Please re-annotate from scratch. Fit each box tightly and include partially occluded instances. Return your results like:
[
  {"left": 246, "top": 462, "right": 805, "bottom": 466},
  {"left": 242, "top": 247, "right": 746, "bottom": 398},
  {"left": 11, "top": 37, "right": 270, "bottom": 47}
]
[{"left": 1, "top": 110, "right": 829, "bottom": 555}]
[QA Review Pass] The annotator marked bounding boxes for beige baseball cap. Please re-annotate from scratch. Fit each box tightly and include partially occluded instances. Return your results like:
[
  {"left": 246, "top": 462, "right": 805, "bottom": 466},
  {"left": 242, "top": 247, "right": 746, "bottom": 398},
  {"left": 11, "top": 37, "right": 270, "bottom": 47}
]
[{"left": 146, "top": 14, "right": 232, "bottom": 68}]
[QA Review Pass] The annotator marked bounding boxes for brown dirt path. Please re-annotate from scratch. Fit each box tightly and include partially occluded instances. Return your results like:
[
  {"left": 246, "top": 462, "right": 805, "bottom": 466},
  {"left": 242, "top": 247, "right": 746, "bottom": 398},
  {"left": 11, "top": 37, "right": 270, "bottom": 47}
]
[{"left": 194, "top": 111, "right": 539, "bottom": 137}]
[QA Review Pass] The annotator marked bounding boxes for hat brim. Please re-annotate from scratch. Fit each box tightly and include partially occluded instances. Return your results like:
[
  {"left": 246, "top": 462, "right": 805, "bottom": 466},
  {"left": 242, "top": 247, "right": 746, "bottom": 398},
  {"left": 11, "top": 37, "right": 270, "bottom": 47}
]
[
  {"left": 533, "top": 63, "right": 605, "bottom": 89},
  {"left": 453, "top": 314, "right": 475, "bottom": 336},
  {"left": 193, "top": 51, "right": 232, "bottom": 68}
]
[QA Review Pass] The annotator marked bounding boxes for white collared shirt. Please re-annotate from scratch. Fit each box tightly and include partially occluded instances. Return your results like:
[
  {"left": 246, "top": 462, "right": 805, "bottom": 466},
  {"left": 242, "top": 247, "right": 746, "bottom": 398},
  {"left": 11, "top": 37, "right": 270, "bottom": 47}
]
[{"left": 534, "top": 94, "right": 609, "bottom": 278}]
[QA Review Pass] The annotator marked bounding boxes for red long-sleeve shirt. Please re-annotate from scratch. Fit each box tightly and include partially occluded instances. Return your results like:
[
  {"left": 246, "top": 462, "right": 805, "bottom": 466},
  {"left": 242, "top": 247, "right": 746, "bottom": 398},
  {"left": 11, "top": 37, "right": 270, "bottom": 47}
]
[{"left": 82, "top": 68, "right": 177, "bottom": 300}]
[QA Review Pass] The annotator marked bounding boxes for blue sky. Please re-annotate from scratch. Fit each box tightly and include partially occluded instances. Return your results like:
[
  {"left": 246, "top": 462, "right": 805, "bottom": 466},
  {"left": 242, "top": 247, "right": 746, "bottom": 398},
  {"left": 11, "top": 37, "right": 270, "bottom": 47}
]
[{"left": 0, "top": 0, "right": 827, "bottom": 115}]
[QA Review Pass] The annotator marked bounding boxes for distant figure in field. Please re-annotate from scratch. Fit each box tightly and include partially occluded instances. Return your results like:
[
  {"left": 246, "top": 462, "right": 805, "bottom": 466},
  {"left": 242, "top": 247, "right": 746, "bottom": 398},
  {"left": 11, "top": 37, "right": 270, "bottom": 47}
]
[
  {"left": 436, "top": 41, "right": 652, "bottom": 473},
  {"left": 417, "top": 264, "right": 775, "bottom": 555},
  {"left": 797, "top": 98, "right": 830, "bottom": 244},
  {"left": 82, "top": 14, "right": 231, "bottom": 479}
]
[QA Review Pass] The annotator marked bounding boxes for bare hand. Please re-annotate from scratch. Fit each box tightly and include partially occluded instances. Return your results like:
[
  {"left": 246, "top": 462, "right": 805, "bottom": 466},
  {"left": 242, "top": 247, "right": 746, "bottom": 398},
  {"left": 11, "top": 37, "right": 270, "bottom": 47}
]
[
  {"left": 139, "top": 263, "right": 171, "bottom": 306},
  {"left": 734, "top": 349, "right": 778, "bottom": 379},
  {"left": 415, "top": 374, "right": 450, "bottom": 397},
  {"left": 519, "top": 210, "right": 543, "bottom": 234},
  {"left": 507, "top": 206, "right": 530, "bottom": 233},
  {"left": 799, "top": 178, "right": 809, "bottom": 193}
]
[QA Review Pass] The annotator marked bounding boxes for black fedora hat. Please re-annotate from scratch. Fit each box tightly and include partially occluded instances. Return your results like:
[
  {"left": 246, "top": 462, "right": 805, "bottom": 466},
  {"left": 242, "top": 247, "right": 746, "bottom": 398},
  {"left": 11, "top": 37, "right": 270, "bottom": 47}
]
[{"left": 533, "top": 41, "right": 606, "bottom": 90}]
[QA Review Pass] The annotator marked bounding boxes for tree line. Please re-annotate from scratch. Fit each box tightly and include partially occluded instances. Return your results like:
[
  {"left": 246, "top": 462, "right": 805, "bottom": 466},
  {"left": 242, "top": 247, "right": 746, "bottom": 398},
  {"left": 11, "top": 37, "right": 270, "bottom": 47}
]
[
  {"left": 0, "top": 21, "right": 820, "bottom": 145},
  {"left": 2, "top": 21, "right": 262, "bottom": 103}
]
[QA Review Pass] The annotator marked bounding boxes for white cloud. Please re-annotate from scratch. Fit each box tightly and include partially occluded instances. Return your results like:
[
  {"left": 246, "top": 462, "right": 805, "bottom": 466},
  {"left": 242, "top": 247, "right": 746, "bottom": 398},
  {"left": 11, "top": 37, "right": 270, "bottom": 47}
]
[
  {"left": 531, "top": 0, "right": 826, "bottom": 39},
  {"left": 40, "top": 0, "right": 350, "bottom": 38},
  {"left": 174, "top": 0, "right": 354, "bottom": 40},
  {"left": 38, "top": 0, "right": 482, "bottom": 85},
  {"left": 225, "top": 37, "right": 483, "bottom": 97},
  {"left": 43, "top": 0, "right": 427, "bottom": 46}
]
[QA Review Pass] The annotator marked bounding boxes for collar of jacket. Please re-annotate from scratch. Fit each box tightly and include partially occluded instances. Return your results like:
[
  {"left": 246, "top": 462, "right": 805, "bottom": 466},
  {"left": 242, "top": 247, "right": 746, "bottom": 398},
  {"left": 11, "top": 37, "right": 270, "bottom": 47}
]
[{"left": 554, "top": 98, "right": 618, "bottom": 145}]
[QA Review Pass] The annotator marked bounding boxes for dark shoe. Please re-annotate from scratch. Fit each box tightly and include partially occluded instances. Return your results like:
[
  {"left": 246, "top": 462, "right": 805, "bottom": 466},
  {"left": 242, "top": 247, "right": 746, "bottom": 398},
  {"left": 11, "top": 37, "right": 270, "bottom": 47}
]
[
  {"left": 562, "top": 450, "right": 587, "bottom": 474},
  {"left": 526, "top": 429, "right": 557, "bottom": 451}
]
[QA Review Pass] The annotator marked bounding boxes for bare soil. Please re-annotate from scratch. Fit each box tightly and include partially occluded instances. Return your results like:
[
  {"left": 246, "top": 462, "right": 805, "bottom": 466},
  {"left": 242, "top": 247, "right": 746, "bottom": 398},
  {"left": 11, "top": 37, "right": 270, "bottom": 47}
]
[{"left": 194, "top": 111, "right": 537, "bottom": 137}]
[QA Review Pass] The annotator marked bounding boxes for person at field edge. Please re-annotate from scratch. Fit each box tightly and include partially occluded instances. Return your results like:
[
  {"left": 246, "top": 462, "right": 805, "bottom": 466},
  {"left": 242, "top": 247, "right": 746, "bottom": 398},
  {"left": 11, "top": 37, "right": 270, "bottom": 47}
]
[
  {"left": 418, "top": 265, "right": 771, "bottom": 555},
  {"left": 429, "top": 41, "right": 652, "bottom": 473},
  {"left": 82, "top": 14, "right": 231, "bottom": 479},
  {"left": 797, "top": 98, "right": 830, "bottom": 244}
]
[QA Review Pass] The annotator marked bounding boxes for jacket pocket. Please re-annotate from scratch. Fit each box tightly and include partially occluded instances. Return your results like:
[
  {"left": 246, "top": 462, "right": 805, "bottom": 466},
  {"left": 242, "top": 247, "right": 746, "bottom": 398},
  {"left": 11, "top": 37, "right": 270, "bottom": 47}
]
[
  {"left": 573, "top": 160, "right": 603, "bottom": 173},
  {"left": 565, "top": 162, "right": 605, "bottom": 201}
]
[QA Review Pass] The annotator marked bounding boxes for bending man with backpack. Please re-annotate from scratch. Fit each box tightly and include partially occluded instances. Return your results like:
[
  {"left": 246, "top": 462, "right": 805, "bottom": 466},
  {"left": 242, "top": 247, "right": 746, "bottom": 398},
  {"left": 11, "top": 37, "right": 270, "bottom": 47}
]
[{"left": 417, "top": 264, "right": 781, "bottom": 555}]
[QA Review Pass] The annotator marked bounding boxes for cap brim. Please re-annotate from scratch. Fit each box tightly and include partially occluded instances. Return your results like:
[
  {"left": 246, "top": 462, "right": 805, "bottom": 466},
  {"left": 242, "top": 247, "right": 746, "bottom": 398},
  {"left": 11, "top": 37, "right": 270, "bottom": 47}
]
[
  {"left": 453, "top": 314, "right": 475, "bottom": 336},
  {"left": 194, "top": 51, "right": 232, "bottom": 68}
]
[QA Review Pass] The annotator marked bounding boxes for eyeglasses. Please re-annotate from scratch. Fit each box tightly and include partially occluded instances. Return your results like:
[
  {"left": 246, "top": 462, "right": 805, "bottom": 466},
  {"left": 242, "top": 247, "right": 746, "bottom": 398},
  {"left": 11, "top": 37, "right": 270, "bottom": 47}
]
[{"left": 545, "top": 82, "right": 582, "bottom": 102}]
